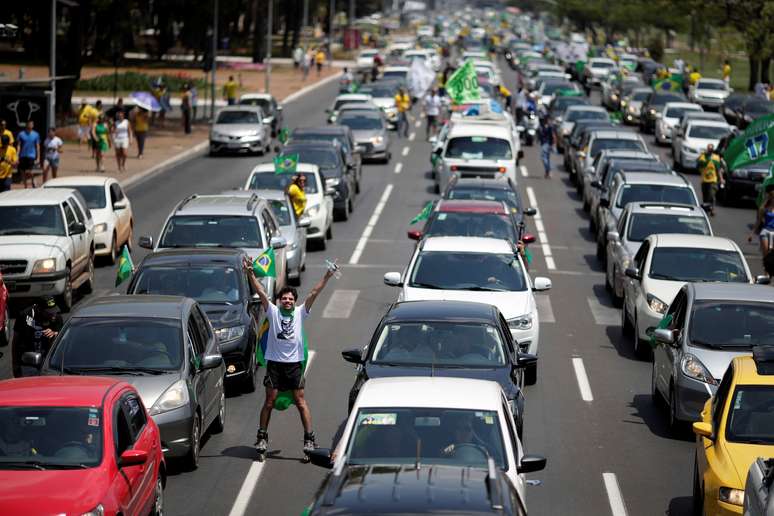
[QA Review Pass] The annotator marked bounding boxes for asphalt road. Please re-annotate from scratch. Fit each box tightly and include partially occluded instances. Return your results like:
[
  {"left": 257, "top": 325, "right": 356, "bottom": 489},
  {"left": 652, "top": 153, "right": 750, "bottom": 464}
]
[{"left": 1, "top": 56, "right": 765, "bottom": 516}]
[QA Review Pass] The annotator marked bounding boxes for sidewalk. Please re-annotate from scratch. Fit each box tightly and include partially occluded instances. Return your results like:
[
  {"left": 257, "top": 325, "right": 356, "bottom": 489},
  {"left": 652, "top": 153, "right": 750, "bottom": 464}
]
[{"left": 9, "top": 71, "right": 341, "bottom": 190}]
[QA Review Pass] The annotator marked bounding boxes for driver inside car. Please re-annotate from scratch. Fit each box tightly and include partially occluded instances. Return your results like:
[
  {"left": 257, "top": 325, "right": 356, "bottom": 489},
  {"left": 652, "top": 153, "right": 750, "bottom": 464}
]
[{"left": 440, "top": 413, "right": 490, "bottom": 460}]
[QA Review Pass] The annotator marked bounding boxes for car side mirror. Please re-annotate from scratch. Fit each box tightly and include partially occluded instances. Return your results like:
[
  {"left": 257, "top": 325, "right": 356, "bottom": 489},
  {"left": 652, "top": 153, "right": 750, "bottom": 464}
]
[
  {"left": 341, "top": 348, "right": 364, "bottom": 364},
  {"left": 624, "top": 267, "right": 641, "bottom": 281},
  {"left": 518, "top": 454, "right": 547, "bottom": 473},
  {"left": 113, "top": 199, "right": 128, "bottom": 210},
  {"left": 69, "top": 221, "right": 86, "bottom": 235},
  {"left": 607, "top": 231, "right": 619, "bottom": 242},
  {"left": 599, "top": 198, "right": 610, "bottom": 208},
  {"left": 325, "top": 187, "right": 336, "bottom": 196},
  {"left": 138, "top": 236, "right": 153, "bottom": 249},
  {"left": 297, "top": 216, "right": 311, "bottom": 228},
  {"left": 119, "top": 449, "right": 148, "bottom": 467},
  {"left": 307, "top": 448, "right": 333, "bottom": 469},
  {"left": 523, "top": 207, "right": 537, "bottom": 216},
  {"left": 270, "top": 236, "right": 287, "bottom": 249},
  {"left": 200, "top": 353, "right": 224, "bottom": 370},
  {"left": 407, "top": 229, "right": 422, "bottom": 240},
  {"left": 532, "top": 277, "right": 551, "bottom": 291},
  {"left": 692, "top": 421, "right": 713, "bottom": 440},
  {"left": 21, "top": 351, "right": 42, "bottom": 367},
  {"left": 522, "top": 233, "right": 536, "bottom": 245},
  {"left": 653, "top": 328, "right": 676, "bottom": 345},
  {"left": 755, "top": 275, "right": 771, "bottom": 285},
  {"left": 383, "top": 272, "right": 402, "bottom": 286}
]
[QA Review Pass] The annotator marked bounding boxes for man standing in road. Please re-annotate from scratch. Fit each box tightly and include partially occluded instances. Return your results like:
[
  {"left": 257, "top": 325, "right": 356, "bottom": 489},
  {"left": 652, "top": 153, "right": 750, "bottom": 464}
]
[
  {"left": 395, "top": 87, "right": 411, "bottom": 138},
  {"left": 244, "top": 259, "right": 335, "bottom": 457},
  {"left": 11, "top": 296, "right": 62, "bottom": 378},
  {"left": 537, "top": 116, "right": 554, "bottom": 179},
  {"left": 423, "top": 88, "right": 442, "bottom": 140},
  {"left": 16, "top": 120, "right": 40, "bottom": 188},
  {"left": 697, "top": 143, "right": 724, "bottom": 217},
  {"left": 223, "top": 76, "right": 238, "bottom": 105}
]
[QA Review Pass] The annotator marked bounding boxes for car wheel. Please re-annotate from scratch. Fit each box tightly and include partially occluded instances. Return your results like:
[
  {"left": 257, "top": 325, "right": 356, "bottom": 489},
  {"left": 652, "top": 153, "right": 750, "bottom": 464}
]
[
  {"left": 318, "top": 237, "right": 327, "bottom": 251},
  {"left": 107, "top": 234, "right": 117, "bottom": 265},
  {"left": 621, "top": 297, "right": 634, "bottom": 337},
  {"left": 692, "top": 456, "right": 703, "bottom": 516},
  {"left": 605, "top": 263, "right": 613, "bottom": 292},
  {"left": 326, "top": 223, "right": 333, "bottom": 240},
  {"left": 596, "top": 237, "right": 606, "bottom": 263},
  {"left": 151, "top": 475, "right": 164, "bottom": 516},
  {"left": 289, "top": 269, "right": 302, "bottom": 286},
  {"left": 348, "top": 198, "right": 353, "bottom": 214},
  {"left": 211, "top": 391, "right": 226, "bottom": 432},
  {"left": 57, "top": 266, "right": 73, "bottom": 313},
  {"left": 83, "top": 253, "right": 95, "bottom": 295},
  {"left": 582, "top": 195, "right": 590, "bottom": 212},
  {"left": 242, "top": 352, "right": 257, "bottom": 394},
  {"left": 184, "top": 414, "right": 201, "bottom": 470},
  {"left": 588, "top": 215, "right": 596, "bottom": 235},
  {"left": 651, "top": 361, "right": 665, "bottom": 409},
  {"left": 336, "top": 206, "right": 349, "bottom": 221},
  {"left": 355, "top": 179, "right": 361, "bottom": 194},
  {"left": 669, "top": 386, "right": 685, "bottom": 434}
]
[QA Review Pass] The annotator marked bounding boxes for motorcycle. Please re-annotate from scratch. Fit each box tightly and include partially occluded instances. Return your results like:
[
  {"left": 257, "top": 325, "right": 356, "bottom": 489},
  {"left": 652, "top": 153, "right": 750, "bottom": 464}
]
[{"left": 522, "top": 111, "right": 538, "bottom": 146}]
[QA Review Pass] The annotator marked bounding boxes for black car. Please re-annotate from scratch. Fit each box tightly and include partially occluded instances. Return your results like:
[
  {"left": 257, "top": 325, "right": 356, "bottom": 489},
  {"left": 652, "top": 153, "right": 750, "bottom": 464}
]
[
  {"left": 723, "top": 159, "right": 773, "bottom": 204},
  {"left": 639, "top": 90, "right": 687, "bottom": 133},
  {"left": 280, "top": 140, "right": 356, "bottom": 220},
  {"left": 443, "top": 177, "right": 536, "bottom": 227},
  {"left": 736, "top": 97, "right": 774, "bottom": 129},
  {"left": 126, "top": 248, "right": 260, "bottom": 392},
  {"left": 303, "top": 462, "right": 529, "bottom": 515},
  {"left": 340, "top": 300, "right": 537, "bottom": 437},
  {"left": 721, "top": 93, "right": 749, "bottom": 127},
  {"left": 563, "top": 120, "right": 616, "bottom": 174},
  {"left": 290, "top": 126, "right": 362, "bottom": 191}
]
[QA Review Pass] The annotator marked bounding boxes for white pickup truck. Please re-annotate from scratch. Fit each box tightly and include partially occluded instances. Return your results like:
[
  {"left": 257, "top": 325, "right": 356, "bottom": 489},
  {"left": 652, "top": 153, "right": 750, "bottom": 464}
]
[{"left": 0, "top": 189, "right": 95, "bottom": 311}]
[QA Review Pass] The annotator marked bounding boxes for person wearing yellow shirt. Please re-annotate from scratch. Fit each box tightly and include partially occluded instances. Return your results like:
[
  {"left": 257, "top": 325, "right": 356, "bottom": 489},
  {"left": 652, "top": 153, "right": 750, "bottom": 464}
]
[
  {"left": 394, "top": 88, "right": 411, "bottom": 138},
  {"left": 0, "top": 120, "right": 14, "bottom": 146},
  {"left": 722, "top": 60, "right": 732, "bottom": 87},
  {"left": 689, "top": 69, "right": 701, "bottom": 86},
  {"left": 287, "top": 175, "right": 307, "bottom": 218},
  {"left": 0, "top": 134, "right": 18, "bottom": 192},
  {"left": 77, "top": 101, "right": 98, "bottom": 145},
  {"left": 223, "top": 76, "right": 238, "bottom": 105},
  {"left": 697, "top": 144, "right": 724, "bottom": 216},
  {"left": 315, "top": 49, "right": 326, "bottom": 75}
]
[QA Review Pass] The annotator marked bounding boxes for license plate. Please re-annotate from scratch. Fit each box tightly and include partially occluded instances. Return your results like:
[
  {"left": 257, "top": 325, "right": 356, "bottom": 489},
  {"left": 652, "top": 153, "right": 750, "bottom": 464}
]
[{"left": 228, "top": 142, "right": 243, "bottom": 149}]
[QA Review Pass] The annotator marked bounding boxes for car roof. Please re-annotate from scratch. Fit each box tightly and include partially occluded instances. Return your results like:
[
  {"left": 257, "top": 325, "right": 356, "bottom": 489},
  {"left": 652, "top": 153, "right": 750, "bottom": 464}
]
[
  {"left": 239, "top": 93, "right": 274, "bottom": 100},
  {"left": 251, "top": 162, "right": 319, "bottom": 174},
  {"left": 251, "top": 189, "right": 288, "bottom": 201},
  {"left": 600, "top": 150, "right": 654, "bottom": 159},
  {"left": 73, "top": 295, "right": 190, "bottom": 319},
  {"left": 609, "top": 160, "right": 670, "bottom": 173},
  {"left": 618, "top": 171, "right": 688, "bottom": 185},
  {"left": 685, "top": 119, "right": 731, "bottom": 128},
  {"left": 44, "top": 176, "right": 112, "bottom": 187},
  {"left": 385, "top": 299, "right": 500, "bottom": 323},
  {"left": 688, "top": 282, "right": 774, "bottom": 302},
  {"left": 590, "top": 130, "right": 642, "bottom": 140},
  {"left": 663, "top": 102, "right": 701, "bottom": 110},
  {"left": 173, "top": 193, "right": 264, "bottom": 215},
  {"left": 292, "top": 126, "right": 348, "bottom": 136},
  {"left": 437, "top": 199, "right": 508, "bottom": 214},
  {"left": 357, "top": 376, "right": 504, "bottom": 410},
  {"left": 450, "top": 178, "right": 514, "bottom": 190},
  {"left": 652, "top": 234, "right": 738, "bottom": 250},
  {"left": 448, "top": 123, "right": 511, "bottom": 139},
  {"left": 631, "top": 87, "right": 654, "bottom": 94},
  {"left": 283, "top": 141, "right": 339, "bottom": 152},
  {"left": 566, "top": 105, "right": 607, "bottom": 114},
  {"left": 138, "top": 248, "right": 244, "bottom": 268},
  {"left": 339, "top": 108, "right": 382, "bottom": 119},
  {"left": 217, "top": 106, "right": 263, "bottom": 114},
  {"left": 733, "top": 355, "right": 774, "bottom": 384},
  {"left": 697, "top": 78, "right": 725, "bottom": 85},
  {"left": 421, "top": 236, "right": 513, "bottom": 253},
  {"left": 0, "top": 377, "right": 128, "bottom": 407},
  {"left": 0, "top": 188, "right": 77, "bottom": 206},
  {"left": 334, "top": 94, "right": 372, "bottom": 101}
]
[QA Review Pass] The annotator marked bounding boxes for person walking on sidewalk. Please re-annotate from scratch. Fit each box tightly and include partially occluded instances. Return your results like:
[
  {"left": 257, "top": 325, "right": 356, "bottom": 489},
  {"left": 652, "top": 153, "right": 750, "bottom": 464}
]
[
  {"left": 181, "top": 84, "right": 192, "bottom": 135},
  {"left": 132, "top": 107, "right": 149, "bottom": 159},
  {"left": 0, "top": 134, "right": 18, "bottom": 193},
  {"left": 16, "top": 120, "right": 40, "bottom": 188},
  {"left": 91, "top": 115, "right": 110, "bottom": 173},
  {"left": 395, "top": 87, "right": 411, "bottom": 138},
  {"left": 223, "top": 76, "right": 238, "bottom": 105},
  {"left": 537, "top": 116, "right": 554, "bottom": 178},
  {"left": 1, "top": 119, "right": 14, "bottom": 145},
  {"left": 315, "top": 48, "right": 326, "bottom": 76},
  {"left": 722, "top": 60, "right": 732, "bottom": 87},
  {"left": 244, "top": 258, "right": 336, "bottom": 457},
  {"left": 42, "top": 127, "right": 63, "bottom": 182},
  {"left": 111, "top": 111, "right": 132, "bottom": 172},
  {"left": 293, "top": 45, "right": 304, "bottom": 70},
  {"left": 423, "top": 88, "right": 442, "bottom": 140},
  {"left": 697, "top": 143, "right": 724, "bottom": 216}
]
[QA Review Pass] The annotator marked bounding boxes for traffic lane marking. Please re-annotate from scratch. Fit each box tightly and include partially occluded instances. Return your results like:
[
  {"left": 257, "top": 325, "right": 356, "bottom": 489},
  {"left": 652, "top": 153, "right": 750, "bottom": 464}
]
[
  {"left": 409, "top": 132, "right": 416, "bottom": 141},
  {"left": 535, "top": 295, "right": 555, "bottom": 323},
  {"left": 571, "top": 357, "right": 594, "bottom": 402},
  {"left": 401, "top": 146, "right": 410, "bottom": 157},
  {"left": 525, "top": 186, "right": 556, "bottom": 270},
  {"left": 520, "top": 165, "right": 528, "bottom": 177},
  {"left": 394, "top": 162, "right": 403, "bottom": 174},
  {"left": 322, "top": 290, "right": 360, "bottom": 319},
  {"left": 602, "top": 473, "right": 628, "bottom": 516},
  {"left": 348, "top": 184, "right": 394, "bottom": 264}
]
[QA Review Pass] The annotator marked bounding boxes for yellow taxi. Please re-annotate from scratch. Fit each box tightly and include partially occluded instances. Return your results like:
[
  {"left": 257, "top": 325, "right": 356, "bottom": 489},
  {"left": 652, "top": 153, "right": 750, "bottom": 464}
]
[{"left": 693, "top": 347, "right": 774, "bottom": 515}]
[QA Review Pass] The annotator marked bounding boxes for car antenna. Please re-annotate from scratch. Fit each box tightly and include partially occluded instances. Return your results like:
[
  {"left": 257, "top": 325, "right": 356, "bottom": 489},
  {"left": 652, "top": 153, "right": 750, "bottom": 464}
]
[{"left": 415, "top": 437, "right": 422, "bottom": 470}]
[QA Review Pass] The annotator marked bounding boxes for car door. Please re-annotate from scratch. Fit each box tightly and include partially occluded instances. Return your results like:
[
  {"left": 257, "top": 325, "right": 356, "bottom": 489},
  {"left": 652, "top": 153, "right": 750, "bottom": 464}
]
[
  {"left": 192, "top": 305, "right": 219, "bottom": 425},
  {"left": 186, "top": 314, "right": 208, "bottom": 425},
  {"left": 318, "top": 171, "right": 334, "bottom": 223},
  {"left": 62, "top": 200, "right": 86, "bottom": 275},
  {"left": 624, "top": 240, "right": 650, "bottom": 317},
  {"left": 111, "top": 391, "right": 150, "bottom": 515},
  {"left": 654, "top": 288, "right": 686, "bottom": 395},
  {"left": 609, "top": 210, "right": 628, "bottom": 271},
  {"left": 67, "top": 196, "right": 93, "bottom": 266},
  {"left": 122, "top": 392, "right": 158, "bottom": 515},
  {"left": 110, "top": 182, "right": 131, "bottom": 244}
]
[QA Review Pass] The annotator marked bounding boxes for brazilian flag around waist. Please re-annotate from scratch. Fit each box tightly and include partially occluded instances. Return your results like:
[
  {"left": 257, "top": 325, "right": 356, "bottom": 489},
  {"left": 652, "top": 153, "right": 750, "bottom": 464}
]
[{"left": 256, "top": 318, "right": 309, "bottom": 410}]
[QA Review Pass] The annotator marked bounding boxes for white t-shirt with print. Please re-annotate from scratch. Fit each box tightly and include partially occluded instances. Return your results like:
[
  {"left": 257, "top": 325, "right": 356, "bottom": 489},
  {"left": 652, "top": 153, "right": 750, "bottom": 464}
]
[{"left": 264, "top": 302, "right": 309, "bottom": 363}]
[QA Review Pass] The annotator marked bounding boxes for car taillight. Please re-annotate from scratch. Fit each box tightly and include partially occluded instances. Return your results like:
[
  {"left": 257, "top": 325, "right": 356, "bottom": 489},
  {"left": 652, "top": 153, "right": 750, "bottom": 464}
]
[
  {"left": 498, "top": 167, "right": 506, "bottom": 173},
  {"left": 450, "top": 165, "right": 458, "bottom": 171}
]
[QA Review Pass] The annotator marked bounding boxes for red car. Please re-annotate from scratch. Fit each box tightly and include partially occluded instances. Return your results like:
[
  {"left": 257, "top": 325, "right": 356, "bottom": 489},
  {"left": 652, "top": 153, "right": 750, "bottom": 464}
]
[
  {"left": 0, "top": 376, "right": 165, "bottom": 516},
  {"left": 0, "top": 271, "right": 9, "bottom": 346}
]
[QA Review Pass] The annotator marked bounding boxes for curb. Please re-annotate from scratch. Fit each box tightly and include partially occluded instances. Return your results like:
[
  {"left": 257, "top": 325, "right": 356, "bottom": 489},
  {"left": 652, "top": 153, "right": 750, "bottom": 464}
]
[{"left": 120, "top": 72, "right": 341, "bottom": 192}]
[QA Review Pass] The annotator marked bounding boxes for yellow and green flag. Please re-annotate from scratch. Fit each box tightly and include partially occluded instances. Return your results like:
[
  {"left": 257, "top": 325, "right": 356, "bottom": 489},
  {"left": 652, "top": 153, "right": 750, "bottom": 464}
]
[
  {"left": 445, "top": 60, "right": 480, "bottom": 105},
  {"left": 274, "top": 153, "right": 299, "bottom": 175},
  {"left": 277, "top": 127, "right": 289, "bottom": 144},
  {"left": 410, "top": 201, "right": 434, "bottom": 225},
  {"left": 252, "top": 247, "right": 276, "bottom": 278},
  {"left": 115, "top": 245, "right": 134, "bottom": 287}
]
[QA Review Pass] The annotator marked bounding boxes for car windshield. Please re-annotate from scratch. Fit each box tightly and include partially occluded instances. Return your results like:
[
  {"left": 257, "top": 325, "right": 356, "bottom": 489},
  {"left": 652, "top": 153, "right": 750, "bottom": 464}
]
[
  {"left": 689, "top": 302, "right": 774, "bottom": 349},
  {"left": 131, "top": 266, "right": 242, "bottom": 304},
  {"left": 553, "top": 98, "right": 587, "bottom": 114},
  {"left": 445, "top": 137, "right": 512, "bottom": 160},
  {"left": 264, "top": 200, "right": 290, "bottom": 227},
  {"left": 248, "top": 171, "right": 319, "bottom": 194},
  {"left": 0, "top": 407, "right": 103, "bottom": 468},
  {"left": 382, "top": 71, "right": 407, "bottom": 80},
  {"left": 339, "top": 116, "right": 383, "bottom": 130},
  {"left": 543, "top": 82, "right": 575, "bottom": 95},
  {"left": 49, "top": 318, "right": 183, "bottom": 372},
  {"left": 160, "top": 215, "right": 263, "bottom": 248},
  {"left": 447, "top": 187, "right": 520, "bottom": 212},
  {"left": 567, "top": 110, "right": 607, "bottom": 122},
  {"left": 333, "top": 99, "right": 368, "bottom": 111},
  {"left": 0, "top": 205, "right": 65, "bottom": 236},
  {"left": 617, "top": 185, "right": 695, "bottom": 208},
  {"left": 665, "top": 107, "right": 697, "bottom": 119},
  {"left": 698, "top": 82, "right": 726, "bottom": 91},
  {"left": 346, "top": 408, "right": 506, "bottom": 469},
  {"left": 632, "top": 91, "right": 651, "bottom": 101},
  {"left": 410, "top": 251, "right": 526, "bottom": 292},
  {"left": 726, "top": 386, "right": 774, "bottom": 445},
  {"left": 652, "top": 93, "right": 684, "bottom": 106},
  {"left": 628, "top": 213, "right": 710, "bottom": 242},
  {"left": 286, "top": 148, "right": 340, "bottom": 170},
  {"left": 425, "top": 212, "right": 516, "bottom": 241},
  {"left": 688, "top": 125, "right": 730, "bottom": 139},
  {"left": 292, "top": 133, "right": 352, "bottom": 153},
  {"left": 590, "top": 138, "right": 645, "bottom": 156},
  {"left": 648, "top": 247, "right": 748, "bottom": 283},
  {"left": 239, "top": 98, "right": 271, "bottom": 111},
  {"left": 216, "top": 111, "right": 259, "bottom": 124},
  {"left": 363, "top": 85, "right": 396, "bottom": 97},
  {"left": 48, "top": 186, "right": 106, "bottom": 209},
  {"left": 371, "top": 321, "right": 507, "bottom": 367}
]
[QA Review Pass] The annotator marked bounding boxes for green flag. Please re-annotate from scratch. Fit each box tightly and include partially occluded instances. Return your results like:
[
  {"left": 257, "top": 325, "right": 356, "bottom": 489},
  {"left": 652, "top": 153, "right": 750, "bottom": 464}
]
[
  {"left": 410, "top": 201, "right": 434, "bottom": 225},
  {"left": 557, "top": 88, "right": 583, "bottom": 97},
  {"left": 757, "top": 163, "right": 774, "bottom": 207},
  {"left": 115, "top": 245, "right": 133, "bottom": 287},
  {"left": 252, "top": 247, "right": 276, "bottom": 278},
  {"left": 274, "top": 153, "right": 299, "bottom": 175},
  {"left": 575, "top": 60, "right": 585, "bottom": 75},
  {"left": 653, "top": 78, "right": 682, "bottom": 92},
  {"left": 649, "top": 314, "right": 673, "bottom": 349},
  {"left": 278, "top": 127, "right": 289, "bottom": 144},
  {"left": 445, "top": 60, "right": 480, "bottom": 105},
  {"left": 724, "top": 113, "right": 774, "bottom": 173},
  {"left": 347, "top": 81, "right": 360, "bottom": 93}
]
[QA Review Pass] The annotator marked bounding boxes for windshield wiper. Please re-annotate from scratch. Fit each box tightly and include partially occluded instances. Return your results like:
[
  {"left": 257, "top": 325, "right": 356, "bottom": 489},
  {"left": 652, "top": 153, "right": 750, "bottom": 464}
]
[
  {"left": 649, "top": 273, "right": 683, "bottom": 281},
  {"left": 0, "top": 460, "right": 88, "bottom": 470},
  {"left": 66, "top": 366, "right": 145, "bottom": 375},
  {"left": 462, "top": 286, "right": 509, "bottom": 292},
  {"left": 409, "top": 282, "right": 443, "bottom": 289},
  {"left": 0, "top": 230, "right": 48, "bottom": 236}
]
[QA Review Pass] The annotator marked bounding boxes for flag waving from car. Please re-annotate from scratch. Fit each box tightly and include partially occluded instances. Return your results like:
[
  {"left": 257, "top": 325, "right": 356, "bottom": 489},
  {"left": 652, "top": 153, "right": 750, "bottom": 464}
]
[
  {"left": 274, "top": 153, "right": 299, "bottom": 175},
  {"left": 115, "top": 245, "right": 134, "bottom": 287},
  {"left": 445, "top": 60, "right": 480, "bottom": 105},
  {"left": 252, "top": 247, "right": 276, "bottom": 278}
]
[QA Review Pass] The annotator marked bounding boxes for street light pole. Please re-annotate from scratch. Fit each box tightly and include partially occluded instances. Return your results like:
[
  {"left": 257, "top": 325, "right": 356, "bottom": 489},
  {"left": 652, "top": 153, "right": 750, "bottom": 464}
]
[
  {"left": 265, "top": 0, "right": 272, "bottom": 93},
  {"left": 302, "top": 0, "right": 309, "bottom": 29},
  {"left": 210, "top": 0, "right": 218, "bottom": 119},
  {"left": 49, "top": 0, "right": 56, "bottom": 129}
]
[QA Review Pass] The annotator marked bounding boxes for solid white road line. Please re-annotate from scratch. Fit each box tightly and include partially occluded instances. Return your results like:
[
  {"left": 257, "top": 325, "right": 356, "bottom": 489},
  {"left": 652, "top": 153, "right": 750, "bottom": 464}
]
[
  {"left": 602, "top": 473, "right": 629, "bottom": 516},
  {"left": 322, "top": 290, "right": 360, "bottom": 318},
  {"left": 227, "top": 350, "right": 318, "bottom": 516},
  {"left": 587, "top": 297, "right": 620, "bottom": 326},
  {"left": 394, "top": 162, "right": 403, "bottom": 174},
  {"left": 535, "top": 295, "right": 556, "bottom": 323},
  {"left": 520, "top": 165, "right": 528, "bottom": 177},
  {"left": 409, "top": 132, "right": 416, "bottom": 141},
  {"left": 401, "top": 146, "right": 410, "bottom": 157},
  {"left": 349, "top": 184, "right": 394, "bottom": 264},
  {"left": 572, "top": 357, "right": 594, "bottom": 402},
  {"left": 525, "top": 186, "right": 556, "bottom": 270}
]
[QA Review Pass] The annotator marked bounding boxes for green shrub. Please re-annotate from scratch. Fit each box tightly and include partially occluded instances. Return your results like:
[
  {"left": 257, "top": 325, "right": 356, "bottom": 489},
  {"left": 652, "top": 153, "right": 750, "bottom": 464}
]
[{"left": 76, "top": 71, "right": 207, "bottom": 92}]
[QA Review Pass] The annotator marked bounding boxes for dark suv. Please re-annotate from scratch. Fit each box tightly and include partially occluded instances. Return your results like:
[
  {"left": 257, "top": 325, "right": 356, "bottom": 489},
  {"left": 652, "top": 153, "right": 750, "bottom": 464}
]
[
  {"left": 290, "top": 126, "right": 362, "bottom": 191},
  {"left": 639, "top": 90, "right": 686, "bottom": 133},
  {"left": 280, "top": 140, "right": 356, "bottom": 220},
  {"left": 126, "top": 248, "right": 260, "bottom": 393}
]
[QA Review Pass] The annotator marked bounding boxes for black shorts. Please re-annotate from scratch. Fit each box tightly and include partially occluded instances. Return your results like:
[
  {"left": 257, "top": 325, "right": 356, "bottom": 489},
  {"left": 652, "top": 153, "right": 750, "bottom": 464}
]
[
  {"left": 263, "top": 360, "right": 305, "bottom": 391},
  {"left": 18, "top": 157, "right": 35, "bottom": 172},
  {"left": 427, "top": 115, "right": 438, "bottom": 126}
]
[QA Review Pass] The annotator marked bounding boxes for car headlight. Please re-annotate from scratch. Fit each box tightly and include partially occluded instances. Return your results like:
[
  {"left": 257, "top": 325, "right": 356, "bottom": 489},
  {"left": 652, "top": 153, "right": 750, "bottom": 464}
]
[
  {"left": 649, "top": 108, "right": 657, "bottom": 116},
  {"left": 307, "top": 204, "right": 320, "bottom": 217},
  {"left": 681, "top": 353, "right": 718, "bottom": 385},
  {"left": 628, "top": 105, "right": 637, "bottom": 114},
  {"left": 211, "top": 131, "right": 225, "bottom": 139},
  {"left": 646, "top": 293, "right": 668, "bottom": 314},
  {"left": 32, "top": 258, "right": 57, "bottom": 275},
  {"left": 325, "top": 177, "right": 340, "bottom": 188},
  {"left": 94, "top": 223, "right": 108, "bottom": 233},
  {"left": 718, "top": 487, "right": 744, "bottom": 506},
  {"left": 371, "top": 135, "right": 384, "bottom": 145},
  {"left": 384, "top": 105, "right": 397, "bottom": 114},
  {"left": 149, "top": 379, "right": 189, "bottom": 416},
  {"left": 215, "top": 325, "right": 245, "bottom": 343},
  {"left": 731, "top": 168, "right": 749, "bottom": 178},
  {"left": 683, "top": 145, "right": 697, "bottom": 154},
  {"left": 620, "top": 99, "right": 628, "bottom": 108},
  {"left": 81, "top": 505, "right": 104, "bottom": 516},
  {"left": 247, "top": 130, "right": 261, "bottom": 137},
  {"left": 611, "top": 93, "right": 618, "bottom": 101},
  {"left": 508, "top": 314, "right": 533, "bottom": 330}
]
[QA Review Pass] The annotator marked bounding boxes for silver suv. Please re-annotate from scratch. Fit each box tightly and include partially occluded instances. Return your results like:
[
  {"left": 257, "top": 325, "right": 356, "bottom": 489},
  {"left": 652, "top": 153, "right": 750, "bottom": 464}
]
[{"left": 140, "top": 193, "right": 287, "bottom": 298}]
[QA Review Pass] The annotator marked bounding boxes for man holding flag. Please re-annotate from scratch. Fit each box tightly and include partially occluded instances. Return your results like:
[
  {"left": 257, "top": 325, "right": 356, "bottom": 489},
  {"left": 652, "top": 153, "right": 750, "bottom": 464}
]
[{"left": 244, "top": 256, "right": 335, "bottom": 458}]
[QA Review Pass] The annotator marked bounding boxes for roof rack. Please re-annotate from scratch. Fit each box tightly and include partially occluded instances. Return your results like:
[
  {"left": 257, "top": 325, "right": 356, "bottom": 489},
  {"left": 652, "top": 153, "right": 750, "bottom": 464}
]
[
  {"left": 175, "top": 194, "right": 199, "bottom": 211},
  {"left": 752, "top": 346, "right": 774, "bottom": 375},
  {"left": 635, "top": 202, "right": 695, "bottom": 210}
]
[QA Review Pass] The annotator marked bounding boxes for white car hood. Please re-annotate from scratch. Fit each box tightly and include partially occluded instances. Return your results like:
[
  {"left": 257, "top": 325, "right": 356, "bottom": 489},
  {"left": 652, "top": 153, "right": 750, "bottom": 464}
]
[
  {"left": 0, "top": 235, "right": 69, "bottom": 259},
  {"left": 695, "top": 90, "right": 728, "bottom": 100},
  {"left": 644, "top": 276, "right": 685, "bottom": 307},
  {"left": 88, "top": 208, "right": 114, "bottom": 227},
  {"left": 684, "top": 136, "right": 722, "bottom": 150},
  {"left": 371, "top": 98, "right": 396, "bottom": 109},
  {"left": 402, "top": 286, "right": 533, "bottom": 320}
]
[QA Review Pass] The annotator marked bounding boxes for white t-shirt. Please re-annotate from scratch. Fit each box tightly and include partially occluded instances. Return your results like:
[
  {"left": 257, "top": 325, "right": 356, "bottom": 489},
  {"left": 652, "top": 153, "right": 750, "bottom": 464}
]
[
  {"left": 425, "top": 94, "right": 441, "bottom": 116},
  {"left": 44, "top": 136, "right": 63, "bottom": 160},
  {"left": 114, "top": 119, "right": 130, "bottom": 142},
  {"left": 264, "top": 302, "right": 309, "bottom": 363}
]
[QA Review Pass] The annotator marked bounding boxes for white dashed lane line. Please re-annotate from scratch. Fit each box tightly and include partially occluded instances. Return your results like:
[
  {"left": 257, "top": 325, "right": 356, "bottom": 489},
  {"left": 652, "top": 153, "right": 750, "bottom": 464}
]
[
  {"left": 525, "top": 186, "right": 556, "bottom": 270},
  {"left": 394, "top": 162, "right": 403, "bottom": 174},
  {"left": 348, "top": 184, "right": 394, "bottom": 265},
  {"left": 520, "top": 165, "right": 528, "bottom": 177},
  {"left": 322, "top": 290, "right": 360, "bottom": 319},
  {"left": 401, "top": 146, "right": 410, "bottom": 157},
  {"left": 602, "top": 473, "right": 629, "bottom": 516},
  {"left": 571, "top": 357, "right": 594, "bottom": 402},
  {"left": 409, "top": 132, "right": 416, "bottom": 141}
]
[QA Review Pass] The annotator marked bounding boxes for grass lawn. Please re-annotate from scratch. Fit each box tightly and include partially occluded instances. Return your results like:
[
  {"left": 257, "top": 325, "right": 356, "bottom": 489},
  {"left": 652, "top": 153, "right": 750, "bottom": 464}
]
[{"left": 663, "top": 48, "right": 751, "bottom": 92}]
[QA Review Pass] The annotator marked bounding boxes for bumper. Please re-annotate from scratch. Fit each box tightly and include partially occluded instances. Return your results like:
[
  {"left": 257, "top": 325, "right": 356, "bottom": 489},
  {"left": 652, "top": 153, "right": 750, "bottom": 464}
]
[
  {"left": 220, "top": 339, "right": 252, "bottom": 379},
  {"left": 725, "top": 178, "right": 762, "bottom": 200},
  {"left": 93, "top": 230, "right": 113, "bottom": 256},
  {"left": 694, "top": 98, "right": 725, "bottom": 110},
  {"left": 510, "top": 324, "right": 539, "bottom": 355},
  {"left": 357, "top": 142, "right": 390, "bottom": 160},
  {"left": 636, "top": 303, "right": 665, "bottom": 341},
  {"left": 153, "top": 405, "right": 195, "bottom": 457},
  {"left": 4, "top": 273, "right": 68, "bottom": 298},
  {"left": 674, "top": 374, "right": 716, "bottom": 422},
  {"left": 305, "top": 210, "right": 328, "bottom": 240},
  {"left": 210, "top": 138, "right": 265, "bottom": 153}
]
